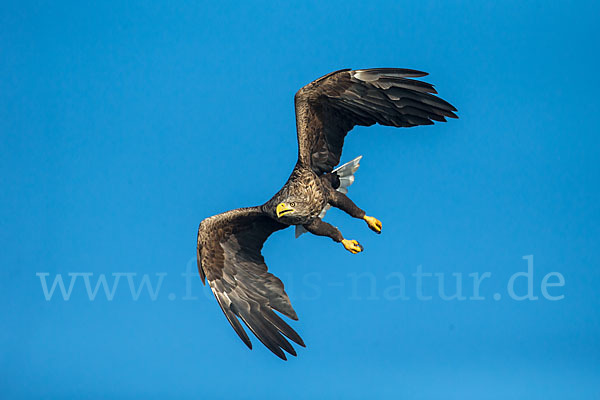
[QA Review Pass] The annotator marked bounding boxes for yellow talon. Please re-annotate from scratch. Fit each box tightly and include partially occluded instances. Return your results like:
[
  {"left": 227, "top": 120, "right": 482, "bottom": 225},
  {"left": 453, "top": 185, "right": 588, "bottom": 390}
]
[
  {"left": 342, "top": 239, "right": 363, "bottom": 254},
  {"left": 364, "top": 215, "right": 382, "bottom": 234}
]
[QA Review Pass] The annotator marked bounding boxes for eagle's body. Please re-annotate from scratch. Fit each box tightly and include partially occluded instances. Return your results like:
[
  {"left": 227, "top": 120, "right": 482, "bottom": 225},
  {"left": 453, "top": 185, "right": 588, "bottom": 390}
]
[{"left": 197, "top": 68, "right": 457, "bottom": 359}]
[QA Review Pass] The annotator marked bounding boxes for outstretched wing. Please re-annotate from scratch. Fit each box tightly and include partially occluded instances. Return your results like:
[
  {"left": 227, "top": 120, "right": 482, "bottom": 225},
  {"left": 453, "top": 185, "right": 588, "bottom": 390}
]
[
  {"left": 294, "top": 68, "right": 458, "bottom": 175},
  {"left": 197, "top": 207, "right": 305, "bottom": 360}
]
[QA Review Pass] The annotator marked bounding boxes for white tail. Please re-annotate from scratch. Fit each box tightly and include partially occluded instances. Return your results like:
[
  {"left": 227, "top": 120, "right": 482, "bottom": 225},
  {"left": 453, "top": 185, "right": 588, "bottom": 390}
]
[{"left": 295, "top": 156, "right": 363, "bottom": 238}]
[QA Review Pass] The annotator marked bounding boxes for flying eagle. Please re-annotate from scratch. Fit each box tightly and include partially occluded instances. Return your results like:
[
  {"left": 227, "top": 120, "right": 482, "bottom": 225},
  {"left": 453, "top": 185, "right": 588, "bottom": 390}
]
[{"left": 197, "top": 68, "right": 457, "bottom": 359}]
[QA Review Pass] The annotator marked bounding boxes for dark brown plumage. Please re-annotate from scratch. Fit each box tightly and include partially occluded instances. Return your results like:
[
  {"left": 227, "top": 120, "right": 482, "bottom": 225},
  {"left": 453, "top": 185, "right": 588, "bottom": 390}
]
[{"left": 197, "top": 68, "right": 457, "bottom": 359}]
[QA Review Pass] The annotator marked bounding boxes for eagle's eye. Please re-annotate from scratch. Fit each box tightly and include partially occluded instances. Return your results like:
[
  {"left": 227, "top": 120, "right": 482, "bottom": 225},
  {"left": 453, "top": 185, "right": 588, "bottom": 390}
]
[{"left": 290, "top": 202, "right": 296, "bottom": 207}]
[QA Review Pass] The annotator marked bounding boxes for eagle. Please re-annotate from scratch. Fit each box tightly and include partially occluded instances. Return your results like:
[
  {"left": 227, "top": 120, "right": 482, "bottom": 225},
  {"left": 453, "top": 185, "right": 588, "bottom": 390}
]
[{"left": 197, "top": 68, "right": 457, "bottom": 359}]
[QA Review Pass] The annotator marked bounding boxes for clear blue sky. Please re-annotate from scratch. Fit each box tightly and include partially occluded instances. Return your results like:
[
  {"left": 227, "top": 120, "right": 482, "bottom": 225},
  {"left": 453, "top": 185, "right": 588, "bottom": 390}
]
[{"left": 2, "top": 1, "right": 599, "bottom": 399}]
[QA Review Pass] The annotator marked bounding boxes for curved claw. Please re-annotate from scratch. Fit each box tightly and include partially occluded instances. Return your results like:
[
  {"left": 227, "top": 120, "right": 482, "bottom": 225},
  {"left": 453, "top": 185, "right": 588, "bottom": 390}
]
[
  {"left": 364, "top": 215, "right": 382, "bottom": 234},
  {"left": 342, "top": 239, "right": 363, "bottom": 254}
]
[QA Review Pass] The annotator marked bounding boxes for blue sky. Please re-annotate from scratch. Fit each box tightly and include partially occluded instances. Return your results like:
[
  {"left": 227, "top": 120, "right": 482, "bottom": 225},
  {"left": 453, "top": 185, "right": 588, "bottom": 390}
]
[{"left": 1, "top": 1, "right": 599, "bottom": 398}]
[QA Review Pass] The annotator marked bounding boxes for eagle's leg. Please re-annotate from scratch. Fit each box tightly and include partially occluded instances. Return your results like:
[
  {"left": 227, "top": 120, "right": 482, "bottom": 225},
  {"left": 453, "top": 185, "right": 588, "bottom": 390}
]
[
  {"left": 328, "top": 191, "right": 382, "bottom": 234},
  {"left": 303, "top": 218, "right": 363, "bottom": 254}
]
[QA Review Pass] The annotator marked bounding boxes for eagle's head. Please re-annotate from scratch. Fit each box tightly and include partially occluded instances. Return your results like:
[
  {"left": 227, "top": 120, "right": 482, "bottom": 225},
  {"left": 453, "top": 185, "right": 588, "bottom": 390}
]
[
  {"left": 276, "top": 201, "right": 295, "bottom": 218},
  {"left": 275, "top": 199, "right": 311, "bottom": 221}
]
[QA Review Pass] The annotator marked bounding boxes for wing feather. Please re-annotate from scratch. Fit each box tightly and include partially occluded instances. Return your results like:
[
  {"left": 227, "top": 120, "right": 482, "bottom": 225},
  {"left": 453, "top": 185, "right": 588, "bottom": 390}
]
[
  {"left": 197, "top": 207, "right": 304, "bottom": 360},
  {"left": 294, "top": 68, "right": 458, "bottom": 174}
]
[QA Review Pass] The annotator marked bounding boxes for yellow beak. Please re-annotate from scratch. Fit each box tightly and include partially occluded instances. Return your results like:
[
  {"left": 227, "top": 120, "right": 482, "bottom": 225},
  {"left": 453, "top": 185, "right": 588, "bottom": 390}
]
[{"left": 276, "top": 202, "right": 295, "bottom": 218}]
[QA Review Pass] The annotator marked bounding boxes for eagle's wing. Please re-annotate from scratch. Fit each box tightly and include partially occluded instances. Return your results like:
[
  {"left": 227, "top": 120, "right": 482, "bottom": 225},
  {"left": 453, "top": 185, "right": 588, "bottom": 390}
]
[
  {"left": 197, "top": 207, "right": 304, "bottom": 360},
  {"left": 294, "top": 68, "right": 458, "bottom": 174}
]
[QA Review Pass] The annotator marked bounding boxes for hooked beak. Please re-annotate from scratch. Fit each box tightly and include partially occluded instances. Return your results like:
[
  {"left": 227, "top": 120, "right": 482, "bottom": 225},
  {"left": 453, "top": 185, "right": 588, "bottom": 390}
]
[{"left": 276, "top": 202, "right": 295, "bottom": 218}]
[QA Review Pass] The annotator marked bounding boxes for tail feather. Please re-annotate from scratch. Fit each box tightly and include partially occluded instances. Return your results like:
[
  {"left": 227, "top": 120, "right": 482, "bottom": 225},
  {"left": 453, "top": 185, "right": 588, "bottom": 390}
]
[
  {"left": 295, "top": 156, "right": 362, "bottom": 238},
  {"left": 334, "top": 155, "right": 361, "bottom": 194}
]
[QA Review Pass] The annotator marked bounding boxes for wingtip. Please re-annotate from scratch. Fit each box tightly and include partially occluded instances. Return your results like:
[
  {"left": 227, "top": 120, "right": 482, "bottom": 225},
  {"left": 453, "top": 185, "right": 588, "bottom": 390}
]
[
  {"left": 392, "top": 68, "right": 429, "bottom": 77},
  {"left": 411, "top": 69, "right": 429, "bottom": 77},
  {"left": 271, "top": 344, "right": 288, "bottom": 360},
  {"left": 286, "top": 308, "right": 299, "bottom": 321}
]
